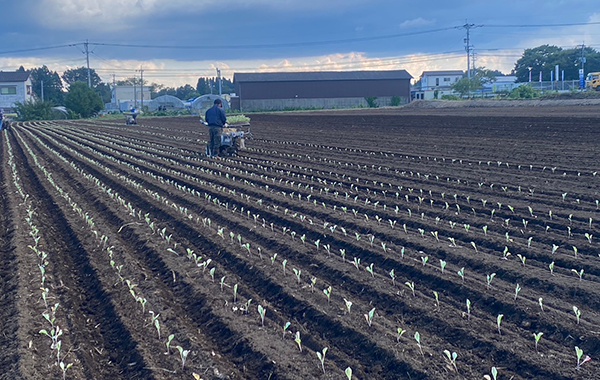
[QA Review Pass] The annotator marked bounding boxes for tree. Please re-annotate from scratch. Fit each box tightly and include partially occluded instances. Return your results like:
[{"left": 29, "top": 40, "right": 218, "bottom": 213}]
[
  {"left": 95, "top": 83, "right": 112, "bottom": 104},
  {"left": 14, "top": 100, "right": 55, "bottom": 121},
  {"left": 29, "top": 65, "right": 64, "bottom": 104},
  {"left": 451, "top": 68, "right": 497, "bottom": 97},
  {"left": 175, "top": 84, "right": 199, "bottom": 100},
  {"left": 196, "top": 77, "right": 235, "bottom": 95},
  {"left": 62, "top": 67, "right": 102, "bottom": 87},
  {"left": 65, "top": 82, "right": 104, "bottom": 118},
  {"left": 513, "top": 45, "right": 600, "bottom": 82}
]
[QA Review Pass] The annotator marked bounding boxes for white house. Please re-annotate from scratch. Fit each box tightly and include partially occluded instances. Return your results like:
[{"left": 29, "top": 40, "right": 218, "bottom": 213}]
[
  {"left": 414, "top": 70, "right": 464, "bottom": 100},
  {"left": 107, "top": 85, "right": 152, "bottom": 111},
  {"left": 0, "top": 71, "right": 34, "bottom": 111}
]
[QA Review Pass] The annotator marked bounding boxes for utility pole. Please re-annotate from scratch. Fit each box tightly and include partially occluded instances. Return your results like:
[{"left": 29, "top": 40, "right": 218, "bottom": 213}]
[
  {"left": 457, "top": 21, "right": 481, "bottom": 79},
  {"left": 84, "top": 39, "right": 91, "bottom": 88},
  {"left": 138, "top": 67, "right": 144, "bottom": 110},
  {"left": 216, "top": 68, "right": 222, "bottom": 95},
  {"left": 112, "top": 74, "right": 116, "bottom": 86},
  {"left": 578, "top": 43, "right": 586, "bottom": 89},
  {"left": 133, "top": 76, "right": 137, "bottom": 109}
]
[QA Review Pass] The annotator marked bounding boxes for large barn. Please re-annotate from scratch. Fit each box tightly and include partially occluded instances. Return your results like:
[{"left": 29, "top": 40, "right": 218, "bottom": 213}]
[{"left": 232, "top": 70, "right": 412, "bottom": 111}]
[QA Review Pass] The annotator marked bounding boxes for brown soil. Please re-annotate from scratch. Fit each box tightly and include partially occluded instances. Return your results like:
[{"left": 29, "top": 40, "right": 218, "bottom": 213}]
[{"left": 1, "top": 106, "right": 599, "bottom": 379}]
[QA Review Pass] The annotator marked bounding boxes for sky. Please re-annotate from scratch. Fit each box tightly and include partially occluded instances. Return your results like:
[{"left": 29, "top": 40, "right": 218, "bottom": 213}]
[{"left": 1, "top": 0, "right": 600, "bottom": 87}]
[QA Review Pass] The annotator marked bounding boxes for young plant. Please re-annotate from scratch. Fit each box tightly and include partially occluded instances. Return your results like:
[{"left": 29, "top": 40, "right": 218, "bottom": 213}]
[
  {"left": 59, "top": 361, "right": 73, "bottom": 380},
  {"left": 323, "top": 286, "right": 332, "bottom": 303},
  {"left": 389, "top": 269, "right": 396, "bottom": 286},
  {"left": 176, "top": 346, "right": 190, "bottom": 370},
  {"left": 344, "top": 298, "right": 353, "bottom": 314},
  {"left": 457, "top": 267, "right": 465, "bottom": 283},
  {"left": 366, "top": 263, "right": 374, "bottom": 277},
  {"left": 282, "top": 259, "right": 287, "bottom": 275},
  {"left": 405, "top": 281, "right": 415, "bottom": 297},
  {"left": 466, "top": 299, "right": 471, "bottom": 321},
  {"left": 549, "top": 261, "right": 555, "bottom": 275},
  {"left": 573, "top": 306, "right": 581, "bottom": 325},
  {"left": 165, "top": 334, "right": 175, "bottom": 355},
  {"left": 514, "top": 283, "right": 522, "bottom": 301},
  {"left": 316, "top": 347, "right": 328, "bottom": 373},
  {"left": 258, "top": 305, "right": 266, "bottom": 327},
  {"left": 282, "top": 322, "right": 291, "bottom": 339},
  {"left": 439, "top": 260, "right": 447, "bottom": 274},
  {"left": 233, "top": 284, "right": 238, "bottom": 303},
  {"left": 433, "top": 291, "right": 440, "bottom": 309},
  {"left": 575, "top": 346, "right": 591, "bottom": 370},
  {"left": 396, "top": 327, "right": 406, "bottom": 342},
  {"left": 364, "top": 308, "right": 375, "bottom": 327},
  {"left": 295, "top": 331, "right": 302, "bottom": 352},
  {"left": 538, "top": 297, "right": 544, "bottom": 312},
  {"left": 497, "top": 314, "right": 504, "bottom": 335},
  {"left": 571, "top": 269, "right": 584, "bottom": 281},
  {"left": 486, "top": 273, "right": 496, "bottom": 290},
  {"left": 414, "top": 331, "right": 424, "bottom": 356},
  {"left": 293, "top": 268, "right": 301, "bottom": 284},
  {"left": 533, "top": 332, "right": 543, "bottom": 352},
  {"left": 345, "top": 367, "right": 352, "bottom": 380},
  {"left": 444, "top": 350, "right": 458, "bottom": 373}
]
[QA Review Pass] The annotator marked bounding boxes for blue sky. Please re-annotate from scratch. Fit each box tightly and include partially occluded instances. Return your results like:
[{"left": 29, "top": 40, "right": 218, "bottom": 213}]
[{"left": 1, "top": 0, "right": 599, "bottom": 86}]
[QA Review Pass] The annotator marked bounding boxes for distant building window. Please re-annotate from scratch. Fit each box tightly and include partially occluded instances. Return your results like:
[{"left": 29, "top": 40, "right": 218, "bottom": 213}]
[
  {"left": 444, "top": 77, "right": 451, "bottom": 82},
  {"left": 0, "top": 86, "right": 17, "bottom": 95},
  {"left": 436, "top": 78, "right": 439, "bottom": 86},
  {"left": 27, "top": 85, "right": 32, "bottom": 95}
]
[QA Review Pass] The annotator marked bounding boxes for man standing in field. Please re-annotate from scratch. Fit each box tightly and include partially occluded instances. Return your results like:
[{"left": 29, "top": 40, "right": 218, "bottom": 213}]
[{"left": 204, "top": 99, "right": 227, "bottom": 157}]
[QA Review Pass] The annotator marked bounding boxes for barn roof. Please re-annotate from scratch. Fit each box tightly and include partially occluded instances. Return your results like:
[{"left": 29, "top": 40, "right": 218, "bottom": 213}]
[
  {"left": 0, "top": 71, "right": 30, "bottom": 83},
  {"left": 234, "top": 70, "right": 412, "bottom": 83}
]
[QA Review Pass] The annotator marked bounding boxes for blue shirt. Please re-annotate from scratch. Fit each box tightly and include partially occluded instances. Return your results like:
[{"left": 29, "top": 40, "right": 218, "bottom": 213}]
[{"left": 205, "top": 105, "right": 227, "bottom": 127}]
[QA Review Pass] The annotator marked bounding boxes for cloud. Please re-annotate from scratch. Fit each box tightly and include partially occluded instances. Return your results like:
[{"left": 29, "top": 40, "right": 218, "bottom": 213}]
[{"left": 399, "top": 17, "right": 436, "bottom": 28}]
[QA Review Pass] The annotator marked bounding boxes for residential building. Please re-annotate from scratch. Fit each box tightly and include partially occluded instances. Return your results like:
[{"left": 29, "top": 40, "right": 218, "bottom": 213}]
[
  {"left": 0, "top": 71, "right": 34, "bottom": 111},
  {"left": 413, "top": 70, "right": 463, "bottom": 100}
]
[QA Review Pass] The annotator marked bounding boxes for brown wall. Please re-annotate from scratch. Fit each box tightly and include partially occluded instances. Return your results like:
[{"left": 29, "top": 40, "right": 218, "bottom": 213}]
[{"left": 236, "top": 79, "right": 410, "bottom": 100}]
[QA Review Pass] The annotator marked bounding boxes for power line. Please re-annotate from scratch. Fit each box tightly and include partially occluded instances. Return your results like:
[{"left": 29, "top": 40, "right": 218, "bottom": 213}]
[
  {"left": 0, "top": 43, "right": 82, "bottom": 56},
  {"left": 483, "top": 21, "right": 600, "bottom": 28}
]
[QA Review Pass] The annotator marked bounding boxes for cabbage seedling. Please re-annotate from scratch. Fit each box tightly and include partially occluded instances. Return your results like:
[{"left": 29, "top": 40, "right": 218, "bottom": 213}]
[
  {"left": 220, "top": 276, "right": 226, "bottom": 291},
  {"left": 440, "top": 260, "right": 446, "bottom": 274},
  {"left": 585, "top": 233, "right": 593, "bottom": 243},
  {"left": 323, "top": 286, "right": 332, "bottom": 303},
  {"left": 316, "top": 347, "right": 328, "bottom": 373},
  {"left": 466, "top": 299, "right": 471, "bottom": 321},
  {"left": 270, "top": 253, "right": 277, "bottom": 266},
  {"left": 497, "top": 314, "right": 503, "bottom": 335},
  {"left": 575, "top": 346, "right": 591, "bottom": 370},
  {"left": 389, "top": 269, "right": 396, "bottom": 286},
  {"left": 364, "top": 308, "right": 375, "bottom": 327},
  {"left": 444, "top": 350, "right": 458, "bottom": 373},
  {"left": 549, "top": 261, "right": 555, "bottom": 275},
  {"left": 572, "top": 246, "right": 578, "bottom": 258},
  {"left": 486, "top": 273, "right": 496, "bottom": 289},
  {"left": 282, "top": 259, "right": 287, "bottom": 275},
  {"left": 433, "top": 291, "right": 440, "bottom": 309},
  {"left": 366, "top": 263, "right": 374, "bottom": 277},
  {"left": 396, "top": 327, "right": 407, "bottom": 342},
  {"left": 345, "top": 367, "right": 352, "bottom": 380},
  {"left": 344, "top": 298, "right": 352, "bottom": 314},
  {"left": 405, "top": 281, "right": 415, "bottom": 297},
  {"left": 282, "top": 322, "right": 291, "bottom": 339},
  {"left": 421, "top": 256, "right": 428, "bottom": 266},
  {"left": 571, "top": 269, "right": 584, "bottom": 281},
  {"left": 258, "top": 305, "right": 266, "bottom": 327},
  {"left": 233, "top": 284, "right": 238, "bottom": 303},
  {"left": 353, "top": 257, "right": 361, "bottom": 270},
  {"left": 514, "top": 284, "right": 521, "bottom": 301},
  {"left": 538, "top": 297, "right": 544, "bottom": 312},
  {"left": 176, "top": 346, "right": 190, "bottom": 370},
  {"left": 154, "top": 319, "right": 161, "bottom": 339},
  {"left": 209, "top": 268, "right": 215, "bottom": 282},
  {"left": 533, "top": 332, "right": 543, "bottom": 352},
  {"left": 295, "top": 331, "right": 302, "bottom": 352},
  {"left": 59, "top": 361, "right": 72, "bottom": 380},
  {"left": 165, "top": 334, "right": 174, "bottom": 355},
  {"left": 457, "top": 268, "right": 465, "bottom": 283},
  {"left": 310, "top": 277, "right": 317, "bottom": 293},
  {"left": 293, "top": 268, "right": 301, "bottom": 284},
  {"left": 573, "top": 306, "right": 581, "bottom": 324},
  {"left": 414, "top": 332, "right": 424, "bottom": 356},
  {"left": 517, "top": 254, "right": 526, "bottom": 266}
]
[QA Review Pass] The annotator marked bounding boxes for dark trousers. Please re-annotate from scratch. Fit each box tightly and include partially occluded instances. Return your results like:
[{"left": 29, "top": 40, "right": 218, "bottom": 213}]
[{"left": 208, "top": 126, "right": 222, "bottom": 157}]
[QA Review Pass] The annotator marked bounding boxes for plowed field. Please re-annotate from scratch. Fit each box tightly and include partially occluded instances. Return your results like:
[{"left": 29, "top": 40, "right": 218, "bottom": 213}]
[{"left": 1, "top": 109, "right": 598, "bottom": 380}]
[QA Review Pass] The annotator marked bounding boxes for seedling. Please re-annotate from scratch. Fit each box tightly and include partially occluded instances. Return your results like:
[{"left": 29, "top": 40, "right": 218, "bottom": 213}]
[
  {"left": 270, "top": 253, "right": 277, "bottom": 266},
  {"left": 295, "top": 331, "right": 302, "bottom": 352},
  {"left": 323, "top": 286, "right": 332, "bottom": 303},
  {"left": 533, "top": 332, "right": 543, "bottom": 352},
  {"left": 282, "top": 322, "right": 291, "bottom": 339},
  {"left": 165, "top": 334, "right": 175, "bottom": 355},
  {"left": 497, "top": 314, "right": 504, "bottom": 335},
  {"left": 59, "top": 361, "right": 73, "bottom": 380},
  {"left": 396, "top": 327, "right": 406, "bottom": 342},
  {"left": 352, "top": 257, "right": 361, "bottom": 270},
  {"left": 209, "top": 267, "right": 215, "bottom": 282},
  {"left": 517, "top": 254, "right": 526, "bottom": 266},
  {"left": 414, "top": 331, "right": 424, "bottom": 356},
  {"left": 311, "top": 346, "right": 328, "bottom": 374},
  {"left": 176, "top": 346, "right": 190, "bottom": 370},
  {"left": 552, "top": 244, "right": 559, "bottom": 254},
  {"left": 444, "top": 350, "right": 458, "bottom": 373},
  {"left": 154, "top": 319, "right": 161, "bottom": 339},
  {"left": 282, "top": 259, "right": 287, "bottom": 275},
  {"left": 549, "top": 261, "right": 555, "bottom": 275},
  {"left": 389, "top": 269, "right": 396, "bottom": 286},
  {"left": 470, "top": 242, "right": 477, "bottom": 253},
  {"left": 345, "top": 367, "right": 352, "bottom": 380},
  {"left": 310, "top": 277, "right": 317, "bottom": 293},
  {"left": 439, "top": 260, "right": 446, "bottom": 274},
  {"left": 344, "top": 298, "right": 352, "bottom": 314},
  {"left": 405, "top": 281, "right": 415, "bottom": 297},
  {"left": 364, "top": 308, "right": 375, "bottom": 327},
  {"left": 572, "top": 246, "right": 578, "bottom": 258},
  {"left": 339, "top": 248, "right": 346, "bottom": 262},
  {"left": 258, "top": 305, "right": 266, "bottom": 327},
  {"left": 466, "top": 299, "right": 471, "bottom": 320},
  {"left": 233, "top": 284, "right": 238, "bottom": 303},
  {"left": 457, "top": 267, "right": 465, "bottom": 283},
  {"left": 514, "top": 283, "right": 522, "bottom": 301},
  {"left": 486, "top": 273, "right": 496, "bottom": 289},
  {"left": 573, "top": 306, "right": 581, "bottom": 324},
  {"left": 538, "top": 297, "right": 544, "bottom": 312},
  {"left": 433, "top": 291, "right": 440, "bottom": 309},
  {"left": 293, "top": 268, "right": 301, "bottom": 284},
  {"left": 571, "top": 269, "right": 584, "bottom": 281},
  {"left": 575, "top": 346, "right": 591, "bottom": 370},
  {"left": 366, "top": 263, "right": 374, "bottom": 277},
  {"left": 421, "top": 256, "right": 428, "bottom": 266}
]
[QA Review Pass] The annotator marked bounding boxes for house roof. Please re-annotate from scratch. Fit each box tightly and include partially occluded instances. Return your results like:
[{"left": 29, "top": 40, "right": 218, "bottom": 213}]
[
  {"left": 234, "top": 70, "right": 413, "bottom": 83},
  {"left": 0, "top": 71, "right": 30, "bottom": 83},
  {"left": 421, "top": 70, "right": 464, "bottom": 77}
]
